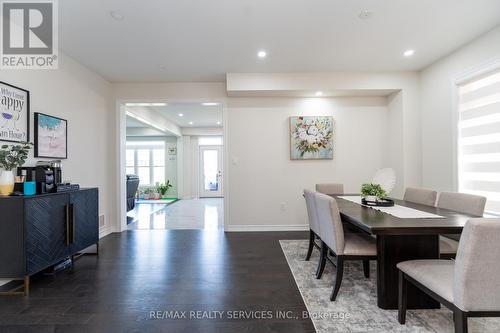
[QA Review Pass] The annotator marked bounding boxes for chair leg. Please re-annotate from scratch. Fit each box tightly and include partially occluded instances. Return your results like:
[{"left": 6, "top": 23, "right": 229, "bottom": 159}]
[
  {"left": 398, "top": 271, "right": 408, "bottom": 324},
  {"left": 330, "top": 256, "right": 344, "bottom": 301},
  {"left": 453, "top": 309, "right": 468, "bottom": 333},
  {"left": 362, "top": 260, "right": 370, "bottom": 278},
  {"left": 305, "top": 229, "right": 315, "bottom": 261},
  {"left": 316, "top": 242, "right": 327, "bottom": 279}
]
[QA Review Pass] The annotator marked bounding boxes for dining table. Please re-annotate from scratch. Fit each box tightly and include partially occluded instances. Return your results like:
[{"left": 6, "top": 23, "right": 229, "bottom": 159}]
[{"left": 331, "top": 194, "right": 476, "bottom": 310}]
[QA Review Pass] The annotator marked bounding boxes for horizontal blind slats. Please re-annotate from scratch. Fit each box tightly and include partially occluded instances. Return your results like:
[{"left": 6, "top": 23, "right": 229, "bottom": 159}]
[
  {"left": 458, "top": 69, "right": 500, "bottom": 214},
  {"left": 460, "top": 81, "right": 500, "bottom": 104}
]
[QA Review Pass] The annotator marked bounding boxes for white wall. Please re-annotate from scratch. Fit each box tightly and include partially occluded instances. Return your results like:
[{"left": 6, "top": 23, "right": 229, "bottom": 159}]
[
  {"left": 420, "top": 26, "right": 500, "bottom": 191},
  {"left": 226, "top": 97, "right": 389, "bottom": 230},
  {"left": 112, "top": 76, "right": 419, "bottom": 231},
  {"left": 0, "top": 52, "right": 115, "bottom": 236}
]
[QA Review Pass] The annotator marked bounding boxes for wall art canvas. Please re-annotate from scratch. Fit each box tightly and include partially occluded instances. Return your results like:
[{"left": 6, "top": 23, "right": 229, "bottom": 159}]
[
  {"left": 34, "top": 113, "right": 68, "bottom": 159},
  {"left": 290, "top": 116, "right": 334, "bottom": 160},
  {"left": 0, "top": 82, "right": 30, "bottom": 143}
]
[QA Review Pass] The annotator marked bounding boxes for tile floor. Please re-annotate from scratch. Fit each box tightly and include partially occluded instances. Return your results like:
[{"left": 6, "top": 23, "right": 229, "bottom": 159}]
[{"left": 128, "top": 198, "right": 224, "bottom": 230}]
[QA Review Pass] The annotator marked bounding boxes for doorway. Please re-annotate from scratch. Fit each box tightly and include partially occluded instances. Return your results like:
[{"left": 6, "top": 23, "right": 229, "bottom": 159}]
[
  {"left": 117, "top": 100, "right": 227, "bottom": 232},
  {"left": 199, "top": 145, "right": 223, "bottom": 198}
]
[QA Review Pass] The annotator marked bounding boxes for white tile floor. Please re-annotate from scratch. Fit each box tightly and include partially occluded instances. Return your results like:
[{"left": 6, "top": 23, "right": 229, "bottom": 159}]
[{"left": 128, "top": 198, "right": 223, "bottom": 230}]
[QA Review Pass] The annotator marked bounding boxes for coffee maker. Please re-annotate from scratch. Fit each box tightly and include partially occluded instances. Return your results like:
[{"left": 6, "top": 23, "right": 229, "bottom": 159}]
[{"left": 17, "top": 160, "right": 63, "bottom": 194}]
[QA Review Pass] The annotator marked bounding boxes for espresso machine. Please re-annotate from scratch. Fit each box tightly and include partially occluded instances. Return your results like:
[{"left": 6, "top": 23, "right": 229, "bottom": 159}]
[{"left": 17, "top": 160, "right": 63, "bottom": 194}]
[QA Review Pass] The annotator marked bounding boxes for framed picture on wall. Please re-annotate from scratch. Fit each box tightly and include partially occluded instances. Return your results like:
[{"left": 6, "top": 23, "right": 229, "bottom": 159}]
[
  {"left": 34, "top": 112, "right": 68, "bottom": 159},
  {"left": 289, "top": 116, "right": 334, "bottom": 160},
  {"left": 0, "top": 81, "right": 30, "bottom": 143}
]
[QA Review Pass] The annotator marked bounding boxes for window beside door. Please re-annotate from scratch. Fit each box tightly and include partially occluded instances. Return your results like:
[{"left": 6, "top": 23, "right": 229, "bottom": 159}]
[
  {"left": 457, "top": 68, "right": 500, "bottom": 215},
  {"left": 126, "top": 141, "right": 165, "bottom": 186}
]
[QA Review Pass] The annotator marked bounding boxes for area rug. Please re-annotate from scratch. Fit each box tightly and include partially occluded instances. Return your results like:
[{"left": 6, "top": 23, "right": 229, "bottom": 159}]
[{"left": 280, "top": 239, "right": 500, "bottom": 333}]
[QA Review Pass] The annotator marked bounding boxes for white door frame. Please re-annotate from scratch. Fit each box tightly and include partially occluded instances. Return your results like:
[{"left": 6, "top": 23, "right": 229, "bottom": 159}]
[
  {"left": 199, "top": 145, "right": 223, "bottom": 198},
  {"left": 115, "top": 98, "right": 229, "bottom": 233}
]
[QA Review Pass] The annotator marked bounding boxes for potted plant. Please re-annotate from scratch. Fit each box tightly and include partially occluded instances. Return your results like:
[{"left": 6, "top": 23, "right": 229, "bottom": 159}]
[
  {"left": 361, "top": 183, "right": 387, "bottom": 202},
  {"left": 0, "top": 142, "right": 32, "bottom": 196},
  {"left": 156, "top": 180, "right": 173, "bottom": 199}
]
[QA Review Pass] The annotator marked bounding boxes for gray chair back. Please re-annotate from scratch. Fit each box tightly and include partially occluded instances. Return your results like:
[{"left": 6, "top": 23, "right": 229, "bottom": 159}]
[
  {"left": 314, "top": 192, "right": 345, "bottom": 255},
  {"left": 304, "top": 189, "right": 320, "bottom": 235},
  {"left": 316, "top": 183, "right": 344, "bottom": 195},
  {"left": 403, "top": 187, "right": 437, "bottom": 206},
  {"left": 437, "top": 192, "right": 487, "bottom": 216},
  {"left": 454, "top": 218, "right": 500, "bottom": 311}
]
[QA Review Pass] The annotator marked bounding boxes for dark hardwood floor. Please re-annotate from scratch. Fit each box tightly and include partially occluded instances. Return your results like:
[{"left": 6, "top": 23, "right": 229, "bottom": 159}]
[{"left": 0, "top": 230, "right": 315, "bottom": 333}]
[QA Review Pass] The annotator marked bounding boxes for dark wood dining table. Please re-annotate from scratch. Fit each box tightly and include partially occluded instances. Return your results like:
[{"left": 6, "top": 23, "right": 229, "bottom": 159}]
[{"left": 331, "top": 194, "right": 475, "bottom": 310}]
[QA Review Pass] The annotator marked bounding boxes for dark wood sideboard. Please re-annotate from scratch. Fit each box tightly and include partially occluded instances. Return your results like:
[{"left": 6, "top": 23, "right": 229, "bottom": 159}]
[{"left": 0, "top": 188, "right": 99, "bottom": 295}]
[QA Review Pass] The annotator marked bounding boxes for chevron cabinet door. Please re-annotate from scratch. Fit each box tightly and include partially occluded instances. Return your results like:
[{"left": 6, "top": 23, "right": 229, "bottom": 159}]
[
  {"left": 25, "top": 194, "right": 71, "bottom": 275},
  {"left": 70, "top": 188, "right": 99, "bottom": 253}
]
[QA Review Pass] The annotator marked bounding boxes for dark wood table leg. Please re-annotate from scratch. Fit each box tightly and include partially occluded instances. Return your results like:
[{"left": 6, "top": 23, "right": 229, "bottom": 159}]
[{"left": 376, "top": 234, "right": 440, "bottom": 310}]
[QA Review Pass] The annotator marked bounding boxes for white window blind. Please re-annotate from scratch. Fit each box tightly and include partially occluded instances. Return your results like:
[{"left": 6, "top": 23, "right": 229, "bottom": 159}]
[{"left": 457, "top": 68, "right": 500, "bottom": 215}]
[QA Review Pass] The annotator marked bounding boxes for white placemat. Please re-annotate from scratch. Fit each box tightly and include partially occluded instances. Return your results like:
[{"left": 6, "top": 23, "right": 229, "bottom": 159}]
[{"left": 338, "top": 196, "right": 445, "bottom": 219}]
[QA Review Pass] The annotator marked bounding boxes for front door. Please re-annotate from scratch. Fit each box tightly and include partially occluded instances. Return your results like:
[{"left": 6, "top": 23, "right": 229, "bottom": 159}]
[{"left": 199, "top": 145, "right": 223, "bottom": 197}]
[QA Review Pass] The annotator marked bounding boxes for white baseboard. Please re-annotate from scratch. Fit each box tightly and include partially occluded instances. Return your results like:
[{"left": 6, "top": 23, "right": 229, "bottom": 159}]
[
  {"left": 99, "top": 226, "right": 113, "bottom": 238},
  {"left": 225, "top": 224, "right": 309, "bottom": 232}
]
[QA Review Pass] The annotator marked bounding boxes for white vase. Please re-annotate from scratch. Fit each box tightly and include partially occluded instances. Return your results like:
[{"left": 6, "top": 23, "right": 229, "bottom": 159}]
[{"left": 0, "top": 170, "right": 14, "bottom": 196}]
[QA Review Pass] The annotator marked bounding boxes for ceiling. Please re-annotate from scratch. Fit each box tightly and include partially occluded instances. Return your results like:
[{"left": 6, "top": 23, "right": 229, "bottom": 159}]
[
  {"left": 126, "top": 103, "right": 223, "bottom": 128},
  {"left": 126, "top": 116, "right": 148, "bottom": 128},
  {"left": 59, "top": 0, "right": 500, "bottom": 82}
]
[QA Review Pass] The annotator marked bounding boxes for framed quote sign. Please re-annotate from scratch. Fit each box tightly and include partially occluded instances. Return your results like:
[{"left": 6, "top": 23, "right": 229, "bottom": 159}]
[{"left": 0, "top": 81, "right": 30, "bottom": 143}]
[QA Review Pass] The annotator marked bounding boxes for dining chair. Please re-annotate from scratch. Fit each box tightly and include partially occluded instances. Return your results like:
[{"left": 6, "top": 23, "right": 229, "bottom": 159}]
[
  {"left": 304, "top": 189, "right": 321, "bottom": 261},
  {"left": 403, "top": 187, "right": 437, "bottom": 207},
  {"left": 437, "top": 192, "right": 487, "bottom": 258},
  {"left": 315, "top": 183, "right": 344, "bottom": 195},
  {"left": 397, "top": 218, "right": 500, "bottom": 333},
  {"left": 314, "top": 192, "right": 377, "bottom": 301}
]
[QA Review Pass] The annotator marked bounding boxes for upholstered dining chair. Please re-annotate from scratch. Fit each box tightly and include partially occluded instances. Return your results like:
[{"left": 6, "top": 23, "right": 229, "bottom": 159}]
[
  {"left": 397, "top": 218, "right": 500, "bottom": 333},
  {"left": 437, "top": 192, "right": 487, "bottom": 258},
  {"left": 403, "top": 187, "right": 437, "bottom": 207},
  {"left": 314, "top": 192, "right": 377, "bottom": 301},
  {"left": 304, "top": 189, "right": 321, "bottom": 261},
  {"left": 315, "top": 183, "right": 344, "bottom": 195}
]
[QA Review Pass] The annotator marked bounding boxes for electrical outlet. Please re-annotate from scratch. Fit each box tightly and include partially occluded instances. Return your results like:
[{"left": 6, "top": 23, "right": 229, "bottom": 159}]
[
  {"left": 99, "top": 215, "right": 105, "bottom": 227},
  {"left": 280, "top": 202, "right": 287, "bottom": 211}
]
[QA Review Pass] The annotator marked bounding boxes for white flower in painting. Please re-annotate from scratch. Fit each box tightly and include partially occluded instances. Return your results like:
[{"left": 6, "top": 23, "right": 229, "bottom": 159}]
[
  {"left": 306, "top": 135, "right": 317, "bottom": 144},
  {"left": 305, "top": 119, "right": 315, "bottom": 126},
  {"left": 307, "top": 126, "right": 319, "bottom": 136},
  {"left": 298, "top": 131, "right": 308, "bottom": 140},
  {"left": 316, "top": 133, "right": 324, "bottom": 141}
]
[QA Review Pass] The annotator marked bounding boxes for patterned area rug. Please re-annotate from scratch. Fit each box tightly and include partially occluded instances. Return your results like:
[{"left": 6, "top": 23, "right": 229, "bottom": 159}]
[{"left": 280, "top": 239, "right": 500, "bottom": 333}]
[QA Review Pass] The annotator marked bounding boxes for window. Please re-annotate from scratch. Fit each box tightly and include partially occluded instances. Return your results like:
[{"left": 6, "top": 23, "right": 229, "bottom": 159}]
[
  {"left": 126, "top": 141, "right": 166, "bottom": 185},
  {"left": 457, "top": 68, "right": 500, "bottom": 215}
]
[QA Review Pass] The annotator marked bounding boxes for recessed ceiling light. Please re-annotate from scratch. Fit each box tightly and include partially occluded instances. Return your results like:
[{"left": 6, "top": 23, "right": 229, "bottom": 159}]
[
  {"left": 110, "top": 11, "right": 124, "bottom": 21},
  {"left": 403, "top": 49, "right": 415, "bottom": 57},
  {"left": 257, "top": 50, "right": 267, "bottom": 58},
  {"left": 315, "top": 91, "right": 323, "bottom": 96},
  {"left": 216, "top": 121, "right": 221, "bottom": 125},
  {"left": 201, "top": 102, "right": 218, "bottom": 106},
  {"left": 178, "top": 113, "right": 184, "bottom": 117},
  {"left": 188, "top": 121, "right": 194, "bottom": 125},
  {"left": 358, "top": 10, "right": 373, "bottom": 20}
]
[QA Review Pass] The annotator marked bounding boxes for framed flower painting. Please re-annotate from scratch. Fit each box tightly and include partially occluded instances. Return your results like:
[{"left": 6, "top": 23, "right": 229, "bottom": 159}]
[{"left": 289, "top": 116, "right": 334, "bottom": 160}]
